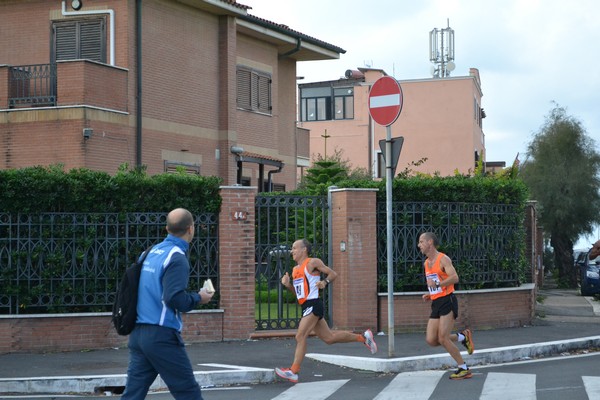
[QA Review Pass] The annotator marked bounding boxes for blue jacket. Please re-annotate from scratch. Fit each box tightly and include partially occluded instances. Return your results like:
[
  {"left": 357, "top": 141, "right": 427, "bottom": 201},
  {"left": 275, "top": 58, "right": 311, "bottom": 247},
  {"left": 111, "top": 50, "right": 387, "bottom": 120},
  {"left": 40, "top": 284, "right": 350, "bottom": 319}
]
[{"left": 136, "top": 234, "right": 201, "bottom": 331}]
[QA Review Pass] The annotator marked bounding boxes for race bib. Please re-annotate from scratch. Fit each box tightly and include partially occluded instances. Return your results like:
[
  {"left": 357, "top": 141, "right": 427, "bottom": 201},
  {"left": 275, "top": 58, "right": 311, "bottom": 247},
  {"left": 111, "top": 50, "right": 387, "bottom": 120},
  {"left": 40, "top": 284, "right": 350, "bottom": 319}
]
[
  {"left": 426, "top": 273, "right": 442, "bottom": 295},
  {"left": 293, "top": 277, "right": 306, "bottom": 299}
]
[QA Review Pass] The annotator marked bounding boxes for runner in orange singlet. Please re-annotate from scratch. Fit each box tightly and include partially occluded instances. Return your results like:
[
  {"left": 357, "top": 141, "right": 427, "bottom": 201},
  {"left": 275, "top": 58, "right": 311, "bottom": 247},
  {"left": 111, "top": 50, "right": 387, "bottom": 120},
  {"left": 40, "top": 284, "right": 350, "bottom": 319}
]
[
  {"left": 275, "top": 239, "right": 378, "bottom": 383},
  {"left": 418, "top": 232, "right": 475, "bottom": 380}
]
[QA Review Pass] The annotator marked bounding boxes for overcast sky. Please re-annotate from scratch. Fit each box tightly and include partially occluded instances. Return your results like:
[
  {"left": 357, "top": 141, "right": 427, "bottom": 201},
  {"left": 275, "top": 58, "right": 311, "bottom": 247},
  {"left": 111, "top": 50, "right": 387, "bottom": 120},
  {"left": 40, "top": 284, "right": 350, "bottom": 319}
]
[{"left": 245, "top": 0, "right": 600, "bottom": 246}]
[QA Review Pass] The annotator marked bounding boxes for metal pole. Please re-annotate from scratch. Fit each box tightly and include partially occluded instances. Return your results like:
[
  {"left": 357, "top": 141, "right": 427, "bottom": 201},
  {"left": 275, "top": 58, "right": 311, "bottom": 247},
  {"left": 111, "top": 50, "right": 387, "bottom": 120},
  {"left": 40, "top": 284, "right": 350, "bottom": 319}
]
[{"left": 386, "top": 125, "right": 395, "bottom": 356}]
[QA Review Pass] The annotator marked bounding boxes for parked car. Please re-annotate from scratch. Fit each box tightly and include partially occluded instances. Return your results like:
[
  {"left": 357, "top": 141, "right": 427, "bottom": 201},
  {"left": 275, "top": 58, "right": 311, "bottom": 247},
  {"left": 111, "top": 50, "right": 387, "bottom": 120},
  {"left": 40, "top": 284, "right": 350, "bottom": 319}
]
[{"left": 575, "top": 251, "right": 600, "bottom": 296}]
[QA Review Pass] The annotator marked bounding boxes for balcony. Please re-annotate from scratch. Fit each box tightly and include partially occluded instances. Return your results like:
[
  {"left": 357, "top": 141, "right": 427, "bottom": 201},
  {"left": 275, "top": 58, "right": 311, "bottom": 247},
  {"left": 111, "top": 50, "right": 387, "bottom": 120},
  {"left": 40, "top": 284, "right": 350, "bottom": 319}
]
[{"left": 0, "top": 60, "right": 128, "bottom": 112}]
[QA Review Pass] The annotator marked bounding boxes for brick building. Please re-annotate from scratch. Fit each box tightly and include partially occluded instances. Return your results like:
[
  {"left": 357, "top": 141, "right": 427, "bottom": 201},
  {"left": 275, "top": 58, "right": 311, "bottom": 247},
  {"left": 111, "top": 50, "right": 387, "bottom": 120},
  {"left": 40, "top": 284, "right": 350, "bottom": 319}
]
[{"left": 0, "top": 0, "right": 344, "bottom": 191}]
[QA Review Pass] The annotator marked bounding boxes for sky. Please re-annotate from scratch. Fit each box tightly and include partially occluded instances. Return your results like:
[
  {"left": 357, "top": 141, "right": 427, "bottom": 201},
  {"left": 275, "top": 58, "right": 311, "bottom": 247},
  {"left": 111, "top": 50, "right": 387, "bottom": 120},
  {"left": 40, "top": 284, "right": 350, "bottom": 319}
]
[{"left": 244, "top": 0, "right": 600, "bottom": 247}]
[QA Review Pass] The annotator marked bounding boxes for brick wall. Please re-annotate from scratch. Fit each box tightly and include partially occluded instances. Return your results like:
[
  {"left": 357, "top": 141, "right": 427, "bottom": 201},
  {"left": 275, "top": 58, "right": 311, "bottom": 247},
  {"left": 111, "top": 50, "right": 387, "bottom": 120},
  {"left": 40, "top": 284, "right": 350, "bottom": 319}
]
[
  {"left": 377, "top": 284, "right": 535, "bottom": 333},
  {"left": 0, "top": 312, "right": 223, "bottom": 354},
  {"left": 330, "top": 189, "right": 378, "bottom": 332},
  {"left": 218, "top": 186, "right": 257, "bottom": 340}
]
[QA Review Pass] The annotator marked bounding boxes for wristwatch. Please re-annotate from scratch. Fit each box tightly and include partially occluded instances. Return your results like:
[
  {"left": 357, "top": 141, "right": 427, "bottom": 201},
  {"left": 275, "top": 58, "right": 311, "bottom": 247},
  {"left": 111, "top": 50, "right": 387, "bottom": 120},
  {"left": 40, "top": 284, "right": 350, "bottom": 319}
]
[{"left": 325, "top": 278, "right": 331, "bottom": 285}]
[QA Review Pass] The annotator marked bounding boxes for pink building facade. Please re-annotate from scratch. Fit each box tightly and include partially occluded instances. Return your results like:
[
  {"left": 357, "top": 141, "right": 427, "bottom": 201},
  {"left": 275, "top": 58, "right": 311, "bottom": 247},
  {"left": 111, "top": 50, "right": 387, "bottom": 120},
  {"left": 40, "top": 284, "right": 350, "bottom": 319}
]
[{"left": 299, "top": 68, "right": 488, "bottom": 177}]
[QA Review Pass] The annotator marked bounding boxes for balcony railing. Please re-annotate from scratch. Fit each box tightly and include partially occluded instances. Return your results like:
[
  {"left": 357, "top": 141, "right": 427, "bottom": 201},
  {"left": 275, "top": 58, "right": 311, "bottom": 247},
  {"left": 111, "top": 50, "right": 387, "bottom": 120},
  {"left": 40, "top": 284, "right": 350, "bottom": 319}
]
[{"left": 9, "top": 63, "right": 57, "bottom": 108}]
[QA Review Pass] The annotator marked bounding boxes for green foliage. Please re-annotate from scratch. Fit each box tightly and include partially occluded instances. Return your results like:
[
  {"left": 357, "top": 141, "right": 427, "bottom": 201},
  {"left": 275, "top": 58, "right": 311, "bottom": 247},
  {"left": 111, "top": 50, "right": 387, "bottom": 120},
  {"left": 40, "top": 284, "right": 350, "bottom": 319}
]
[
  {"left": 520, "top": 103, "right": 600, "bottom": 287},
  {"left": 0, "top": 164, "right": 222, "bottom": 213}
]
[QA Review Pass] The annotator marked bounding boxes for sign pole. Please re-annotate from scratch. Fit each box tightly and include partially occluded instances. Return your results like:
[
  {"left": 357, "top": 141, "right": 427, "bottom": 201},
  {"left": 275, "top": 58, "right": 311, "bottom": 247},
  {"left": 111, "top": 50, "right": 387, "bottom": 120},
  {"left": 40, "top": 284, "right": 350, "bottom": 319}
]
[
  {"left": 367, "top": 75, "right": 403, "bottom": 358},
  {"left": 385, "top": 125, "right": 395, "bottom": 357}
]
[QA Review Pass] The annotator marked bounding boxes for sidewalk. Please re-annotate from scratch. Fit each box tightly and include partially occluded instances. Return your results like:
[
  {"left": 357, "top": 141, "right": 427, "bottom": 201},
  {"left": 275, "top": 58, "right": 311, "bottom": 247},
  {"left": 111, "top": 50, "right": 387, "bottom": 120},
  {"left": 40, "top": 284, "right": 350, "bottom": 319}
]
[{"left": 1, "top": 288, "right": 599, "bottom": 395}]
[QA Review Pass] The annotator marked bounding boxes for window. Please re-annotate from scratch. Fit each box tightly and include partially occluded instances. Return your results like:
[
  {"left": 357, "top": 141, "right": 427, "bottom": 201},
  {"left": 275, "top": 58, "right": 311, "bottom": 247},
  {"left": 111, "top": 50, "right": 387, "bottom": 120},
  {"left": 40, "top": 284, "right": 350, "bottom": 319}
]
[
  {"left": 272, "top": 183, "right": 286, "bottom": 192},
  {"left": 237, "top": 67, "right": 272, "bottom": 114},
  {"left": 300, "top": 86, "right": 354, "bottom": 121},
  {"left": 52, "top": 18, "right": 106, "bottom": 63},
  {"left": 164, "top": 162, "right": 200, "bottom": 175}
]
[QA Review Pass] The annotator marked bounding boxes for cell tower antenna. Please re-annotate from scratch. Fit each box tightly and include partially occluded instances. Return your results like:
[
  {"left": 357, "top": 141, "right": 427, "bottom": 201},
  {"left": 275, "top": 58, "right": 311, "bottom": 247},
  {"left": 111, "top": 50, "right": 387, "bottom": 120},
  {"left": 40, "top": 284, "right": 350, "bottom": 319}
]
[{"left": 429, "top": 19, "right": 455, "bottom": 78}]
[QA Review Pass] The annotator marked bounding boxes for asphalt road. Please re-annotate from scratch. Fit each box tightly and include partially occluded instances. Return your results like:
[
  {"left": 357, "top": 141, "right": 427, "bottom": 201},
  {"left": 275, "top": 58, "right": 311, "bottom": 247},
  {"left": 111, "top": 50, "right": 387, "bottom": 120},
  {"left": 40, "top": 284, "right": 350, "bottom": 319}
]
[{"left": 5, "top": 352, "right": 599, "bottom": 400}]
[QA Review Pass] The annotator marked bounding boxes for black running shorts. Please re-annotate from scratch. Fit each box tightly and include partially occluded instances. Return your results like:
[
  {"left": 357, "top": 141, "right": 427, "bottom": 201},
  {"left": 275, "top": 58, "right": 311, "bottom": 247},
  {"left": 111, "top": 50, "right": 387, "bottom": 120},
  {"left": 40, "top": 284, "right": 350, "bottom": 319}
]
[
  {"left": 430, "top": 293, "right": 458, "bottom": 319},
  {"left": 301, "top": 299, "right": 324, "bottom": 320}
]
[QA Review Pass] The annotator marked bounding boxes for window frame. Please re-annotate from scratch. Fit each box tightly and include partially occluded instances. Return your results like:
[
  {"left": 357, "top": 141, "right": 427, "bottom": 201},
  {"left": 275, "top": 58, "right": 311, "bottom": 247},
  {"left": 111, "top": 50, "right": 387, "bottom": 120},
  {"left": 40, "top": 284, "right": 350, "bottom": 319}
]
[
  {"left": 236, "top": 66, "right": 272, "bottom": 115},
  {"left": 300, "top": 85, "right": 354, "bottom": 122},
  {"left": 51, "top": 17, "right": 107, "bottom": 63}
]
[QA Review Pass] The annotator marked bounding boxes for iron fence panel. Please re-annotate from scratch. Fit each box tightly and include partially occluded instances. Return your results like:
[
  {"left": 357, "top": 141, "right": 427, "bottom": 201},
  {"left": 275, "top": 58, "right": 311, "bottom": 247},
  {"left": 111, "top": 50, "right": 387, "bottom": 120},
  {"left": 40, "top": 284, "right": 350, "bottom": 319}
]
[
  {"left": 0, "top": 212, "right": 218, "bottom": 314},
  {"left": 255, "top": 195, "right": 329, "bottom": 330}
]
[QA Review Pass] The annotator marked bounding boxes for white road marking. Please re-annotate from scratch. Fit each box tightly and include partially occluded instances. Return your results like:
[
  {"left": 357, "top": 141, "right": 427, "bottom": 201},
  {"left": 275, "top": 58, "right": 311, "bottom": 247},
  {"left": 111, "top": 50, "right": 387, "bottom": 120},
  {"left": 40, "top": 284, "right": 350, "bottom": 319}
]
[
  {"left": 480, "top": 372, "right": 536, "bottom": 400},
  {"left": 373, "top": 370, "right": 446, "bottom": 400},
  {"left": 271, "top": 379, "right": 349, "bottom": 400},
  {"left": 582, "top": 376, "right": 600, "bottom": 398}
]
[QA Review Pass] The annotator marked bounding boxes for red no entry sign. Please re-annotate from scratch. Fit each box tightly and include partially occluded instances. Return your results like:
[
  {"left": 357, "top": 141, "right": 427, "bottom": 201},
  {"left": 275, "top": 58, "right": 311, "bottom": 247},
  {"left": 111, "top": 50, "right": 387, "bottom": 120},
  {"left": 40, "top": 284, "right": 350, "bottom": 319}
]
[{"left": 368, "top": 76, "right": 403, "bottom": 126}]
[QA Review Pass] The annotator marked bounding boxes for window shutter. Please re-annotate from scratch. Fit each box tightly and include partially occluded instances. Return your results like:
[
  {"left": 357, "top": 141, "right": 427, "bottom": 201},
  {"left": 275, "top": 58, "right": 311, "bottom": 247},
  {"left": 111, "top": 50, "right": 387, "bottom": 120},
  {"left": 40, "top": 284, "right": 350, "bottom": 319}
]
[
  {"left": 257, "top": 76, "right": 271, "bottom": 113},
  {"left": 54, "top": 23, "right": 78, "bottom": 61},
  {"left": 250, "top": 72, "right": 260, "bottom": 110},
  {"left": 53, "top": 18, "right": 105, "bottom": 63},
  {"left": 236, "top": 67, "right": 271, "bottom": 114},
  {"left": 80, "top": 20, "right": 105, "bottom": 63},
  {"left": 237, "top": 69, "right": 251, "bottom": 109}
]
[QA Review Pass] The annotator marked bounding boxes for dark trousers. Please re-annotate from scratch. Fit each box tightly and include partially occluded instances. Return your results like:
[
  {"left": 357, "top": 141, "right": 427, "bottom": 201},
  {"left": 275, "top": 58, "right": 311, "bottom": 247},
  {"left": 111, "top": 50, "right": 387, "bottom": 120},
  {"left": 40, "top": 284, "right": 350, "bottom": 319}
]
[{"left": 121, "top": 324, "right": 203, "bottom": 400}]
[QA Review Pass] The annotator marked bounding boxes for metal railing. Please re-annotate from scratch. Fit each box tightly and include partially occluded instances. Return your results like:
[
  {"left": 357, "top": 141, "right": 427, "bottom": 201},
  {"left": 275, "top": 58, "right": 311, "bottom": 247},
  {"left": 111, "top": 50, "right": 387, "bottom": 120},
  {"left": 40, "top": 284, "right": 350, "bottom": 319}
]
[
  {"left": 376, "top": 201, "right": 526, "bottom": 291},
  {"left": 0, "top": 212, "right": 218, "bottom": 314},
  {"left": 8, "top": 64, "right": 57, "bottom": 108}
]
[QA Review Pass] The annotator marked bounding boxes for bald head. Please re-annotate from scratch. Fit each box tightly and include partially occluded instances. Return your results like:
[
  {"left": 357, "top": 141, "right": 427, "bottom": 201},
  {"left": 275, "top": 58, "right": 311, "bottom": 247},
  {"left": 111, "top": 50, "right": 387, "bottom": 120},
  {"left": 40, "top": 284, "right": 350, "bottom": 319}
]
[
  {"left": 166, "top": 208, "right": 194, "bottom": 237},
  {"left": 590, "top": 240, "right": 600, "bottom": 260}
]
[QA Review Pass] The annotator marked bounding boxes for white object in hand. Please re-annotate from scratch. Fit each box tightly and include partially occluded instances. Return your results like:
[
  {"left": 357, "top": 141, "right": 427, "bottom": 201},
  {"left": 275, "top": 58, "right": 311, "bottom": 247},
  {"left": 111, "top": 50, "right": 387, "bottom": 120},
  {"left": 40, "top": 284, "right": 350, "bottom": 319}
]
[{"left": 203, "top": 279, "right": 215, "bottom": 294}]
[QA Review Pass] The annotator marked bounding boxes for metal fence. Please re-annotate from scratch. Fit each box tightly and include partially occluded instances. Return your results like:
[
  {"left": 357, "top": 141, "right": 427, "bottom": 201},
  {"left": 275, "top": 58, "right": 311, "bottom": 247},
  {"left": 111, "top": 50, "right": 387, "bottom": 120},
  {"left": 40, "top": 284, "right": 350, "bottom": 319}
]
[
  {"left": 9, "top": 64, "right": 57, "bottom": 108},
  {"left": 254, "top": 195, "right": 329, "bottom": 330},
  {"left": 376, "top": 201, "right": 525, "bottom": 291},
  {"left": 0, "top": 212, "right": 218, "bottom": 314}
]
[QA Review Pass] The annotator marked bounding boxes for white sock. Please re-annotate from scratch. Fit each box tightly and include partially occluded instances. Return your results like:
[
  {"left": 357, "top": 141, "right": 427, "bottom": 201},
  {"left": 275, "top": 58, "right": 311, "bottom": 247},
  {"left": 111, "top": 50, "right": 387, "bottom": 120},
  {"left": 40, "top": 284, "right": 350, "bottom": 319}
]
[
  {"left": 457, "top": 333, "right": 465, "bottom": 342},
  {"left": 459, "top": 363, "right": 467, "bottom": 370}
]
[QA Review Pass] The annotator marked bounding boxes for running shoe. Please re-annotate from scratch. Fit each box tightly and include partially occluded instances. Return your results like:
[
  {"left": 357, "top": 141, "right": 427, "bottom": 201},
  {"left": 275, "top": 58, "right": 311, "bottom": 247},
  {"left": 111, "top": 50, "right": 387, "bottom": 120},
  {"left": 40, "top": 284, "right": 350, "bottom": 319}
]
[
  {"left": 461, "top": 329, "right": 474, "bottom": 355},
  {"left": 275, "top": 367, "right": 298, "bottom": 383},
  {"left": 363, "top": 329, "right": 378, "bottom": 354},
  {"left": 449, "top": 367, "right": 472, "bottom": 380}
]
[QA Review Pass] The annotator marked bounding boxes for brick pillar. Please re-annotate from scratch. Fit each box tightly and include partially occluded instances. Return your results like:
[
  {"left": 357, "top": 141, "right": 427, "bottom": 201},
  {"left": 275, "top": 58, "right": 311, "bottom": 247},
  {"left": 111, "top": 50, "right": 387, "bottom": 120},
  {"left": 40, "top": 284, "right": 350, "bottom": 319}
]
[
  {"left": 218, "top": 186, "right": 256, "bottom": 339},
  {"left": 330, "top": 188, "right": 378, "bottom": 332}
]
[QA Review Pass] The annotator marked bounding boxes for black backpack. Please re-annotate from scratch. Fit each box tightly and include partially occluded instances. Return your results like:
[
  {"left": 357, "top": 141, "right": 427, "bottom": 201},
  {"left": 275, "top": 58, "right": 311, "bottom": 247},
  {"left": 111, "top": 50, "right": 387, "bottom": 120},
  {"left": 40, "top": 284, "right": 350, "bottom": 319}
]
[{"left": 112, "top": 247, "right": 153, "bottom": 336}]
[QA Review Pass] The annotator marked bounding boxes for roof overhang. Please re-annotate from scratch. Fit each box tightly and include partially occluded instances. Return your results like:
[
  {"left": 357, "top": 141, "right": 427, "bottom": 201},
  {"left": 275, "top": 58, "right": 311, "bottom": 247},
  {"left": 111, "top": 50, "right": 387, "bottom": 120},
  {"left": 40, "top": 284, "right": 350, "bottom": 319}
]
[
  {"left": 237, "top": 16, "right": 345, "bottom": 61},
  {"left": 235, "top": 151, "right": 284, "bottom": 168},
  {"left": 175, "top": 0, "right": 248, "bottom": 16}
]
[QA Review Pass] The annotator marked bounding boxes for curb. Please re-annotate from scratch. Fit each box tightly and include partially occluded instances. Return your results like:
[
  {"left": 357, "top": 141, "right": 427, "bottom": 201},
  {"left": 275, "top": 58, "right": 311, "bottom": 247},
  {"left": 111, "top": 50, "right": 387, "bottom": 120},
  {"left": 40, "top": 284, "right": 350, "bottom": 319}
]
[
  {"left": 306, "top": 335, "right": 600, "bottom": 373},
  {"left": 0, "top": 365, "right": 274, "bottom": 395}
]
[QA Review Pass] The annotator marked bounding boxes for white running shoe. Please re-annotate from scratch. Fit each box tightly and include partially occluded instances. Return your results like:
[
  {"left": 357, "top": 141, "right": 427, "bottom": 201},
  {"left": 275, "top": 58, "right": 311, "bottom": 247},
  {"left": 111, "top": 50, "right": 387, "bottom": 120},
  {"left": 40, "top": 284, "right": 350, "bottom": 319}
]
[
  {"left": 275, "top": 367, "right": 298, "bottom": 383},
  {"left": 363, "top": 329, "right": 378, "bottom": 354}
]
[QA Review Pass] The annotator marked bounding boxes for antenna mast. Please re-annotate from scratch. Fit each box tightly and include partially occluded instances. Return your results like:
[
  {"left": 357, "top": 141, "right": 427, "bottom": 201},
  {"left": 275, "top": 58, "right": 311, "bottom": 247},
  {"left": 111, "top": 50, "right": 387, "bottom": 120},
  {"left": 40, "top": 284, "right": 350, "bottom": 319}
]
[{"left": 429, "top": 19, "right": 455, "bottom": 78}]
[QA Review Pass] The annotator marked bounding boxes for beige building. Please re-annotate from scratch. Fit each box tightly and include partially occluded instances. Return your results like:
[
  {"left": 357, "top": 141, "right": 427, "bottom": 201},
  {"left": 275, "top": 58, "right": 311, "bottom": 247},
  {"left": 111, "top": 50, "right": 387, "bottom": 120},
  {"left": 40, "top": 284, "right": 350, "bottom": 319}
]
[
  {"left": 298, "top": 67, "right": 491, "bottom": 177},
  {"left": 0, "top": 0, "right": 343, "bottom": 192}
]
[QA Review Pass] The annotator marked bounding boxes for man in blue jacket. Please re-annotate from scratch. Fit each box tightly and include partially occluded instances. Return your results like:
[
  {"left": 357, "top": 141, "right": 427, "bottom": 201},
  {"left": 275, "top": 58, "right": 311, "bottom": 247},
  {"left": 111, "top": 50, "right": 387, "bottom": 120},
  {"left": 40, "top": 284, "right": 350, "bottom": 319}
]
[{"left": 121, "top": 208, "right": 214, "bottom": 400}]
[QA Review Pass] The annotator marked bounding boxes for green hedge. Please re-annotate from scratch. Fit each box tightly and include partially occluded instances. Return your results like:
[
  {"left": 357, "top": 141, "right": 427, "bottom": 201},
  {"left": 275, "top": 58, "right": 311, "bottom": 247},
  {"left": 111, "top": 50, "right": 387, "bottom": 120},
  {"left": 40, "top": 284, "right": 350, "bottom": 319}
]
[{"left": 0, "top": 165, "right": 222, "bottom": 213}]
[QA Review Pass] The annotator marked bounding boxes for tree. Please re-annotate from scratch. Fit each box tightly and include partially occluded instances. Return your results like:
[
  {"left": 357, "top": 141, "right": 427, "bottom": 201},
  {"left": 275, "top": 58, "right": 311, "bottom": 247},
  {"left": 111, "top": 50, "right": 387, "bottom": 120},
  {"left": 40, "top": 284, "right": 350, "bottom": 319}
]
[
  {"left": 298, "top": 149, "right": 373, "bottom": 194},
  {"left": 520, "top": 103, "right": 600, "bottom": 288}
]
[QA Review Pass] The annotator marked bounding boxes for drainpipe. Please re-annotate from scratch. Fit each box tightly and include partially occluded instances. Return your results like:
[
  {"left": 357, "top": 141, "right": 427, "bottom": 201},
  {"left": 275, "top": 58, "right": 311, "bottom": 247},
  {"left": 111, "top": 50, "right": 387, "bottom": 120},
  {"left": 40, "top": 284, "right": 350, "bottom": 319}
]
[
  {"left": 279, "top": 38, "right": 302, "bottom": 59},
  {"left": 267, "top": 165, "right": 284, "bottom": 192},
  {"left": 61, "top": 1, "right": 115, "bottom": 66},
  {"left": 135, "top": 0, "right": 142, "bottom": 168}
]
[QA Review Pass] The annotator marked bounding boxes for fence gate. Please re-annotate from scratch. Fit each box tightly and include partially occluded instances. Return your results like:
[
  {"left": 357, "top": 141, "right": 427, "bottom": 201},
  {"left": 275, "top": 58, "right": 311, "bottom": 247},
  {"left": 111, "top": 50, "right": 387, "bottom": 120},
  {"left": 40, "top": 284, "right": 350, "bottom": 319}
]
[{"left": 255, "top": 195, "right": 329, "bottom": 331}]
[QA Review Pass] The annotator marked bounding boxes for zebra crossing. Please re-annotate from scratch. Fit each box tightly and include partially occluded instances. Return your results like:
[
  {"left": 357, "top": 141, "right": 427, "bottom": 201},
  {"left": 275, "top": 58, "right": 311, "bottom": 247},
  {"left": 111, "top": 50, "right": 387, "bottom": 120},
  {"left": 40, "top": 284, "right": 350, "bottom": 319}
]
[{"left": 269, "top": 371, "right": 600, "bottom": 400}]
